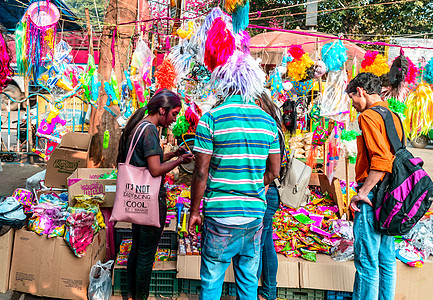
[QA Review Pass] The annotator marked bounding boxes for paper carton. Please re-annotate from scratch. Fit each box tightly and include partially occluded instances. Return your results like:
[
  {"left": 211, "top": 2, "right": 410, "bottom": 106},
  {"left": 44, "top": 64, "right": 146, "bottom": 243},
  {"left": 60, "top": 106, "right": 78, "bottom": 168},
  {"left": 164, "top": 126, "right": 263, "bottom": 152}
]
[
  {"left": 67, "top": 168, "right": 117, "bottom": 207},
  {"left": 9, "top": 229, "right": 106, "bottom": 300},
  {"left": 45, "top": 132, "right": 93, "bottom": 188},
  {"left": 0, "top": 229, "right": 14, "bottom": 293},
  {"left": 176, "top": 254, "right": 300, "bottom": 288},
  {"left": 300, "top": 254, "right": 355, "bottom": 291},
  {"left": 395, "top": 260, "right": 433, "bottom": 300}
]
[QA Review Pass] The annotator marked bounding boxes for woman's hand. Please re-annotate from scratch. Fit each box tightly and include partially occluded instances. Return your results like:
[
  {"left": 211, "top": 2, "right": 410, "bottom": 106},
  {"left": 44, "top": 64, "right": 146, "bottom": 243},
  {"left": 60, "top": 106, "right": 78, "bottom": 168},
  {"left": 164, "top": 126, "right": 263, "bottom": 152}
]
[
  {"left": 174, "top": 146, "right": 188, "bottom": 157},
  {"left": 180, "top": 153, "right": 194, "bottom": 164}
]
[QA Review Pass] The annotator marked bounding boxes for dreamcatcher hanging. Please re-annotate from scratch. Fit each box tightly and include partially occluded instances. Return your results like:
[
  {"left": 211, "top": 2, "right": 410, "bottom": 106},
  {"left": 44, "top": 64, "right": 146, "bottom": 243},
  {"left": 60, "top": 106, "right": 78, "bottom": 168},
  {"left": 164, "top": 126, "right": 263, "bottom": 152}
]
[{"left": 16, "top": 1, "right": 60, "bottom": 79}]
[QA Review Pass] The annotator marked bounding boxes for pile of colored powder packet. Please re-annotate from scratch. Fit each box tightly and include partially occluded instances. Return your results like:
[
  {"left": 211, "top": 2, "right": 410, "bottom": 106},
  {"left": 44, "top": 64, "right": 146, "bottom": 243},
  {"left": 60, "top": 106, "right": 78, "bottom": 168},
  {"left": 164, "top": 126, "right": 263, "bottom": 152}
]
[
  {"left": 28, "top": 193, "right": 106, "bottom": 258},
  {"left": 116, "top": 239, "right": 132, "bottom": 266},
  {"left": 155, "top": 249, "right": 177, "bottom": 261},
  {"left": 395, "top": 210, "right": 433, "bottom": 268},
  {"left": 165, "top": 183, "right": 190, "bottom": 209},
  {"left": 272, "top": 187, "right": 354, "bottom": 262}
]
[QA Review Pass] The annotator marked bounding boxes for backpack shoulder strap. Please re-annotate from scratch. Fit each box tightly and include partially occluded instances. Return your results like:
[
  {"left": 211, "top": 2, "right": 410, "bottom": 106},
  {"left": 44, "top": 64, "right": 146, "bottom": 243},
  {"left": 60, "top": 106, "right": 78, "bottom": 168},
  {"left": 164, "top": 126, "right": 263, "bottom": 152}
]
[{"left": 369, "top": 106, "right": 405, "bottom": 153}]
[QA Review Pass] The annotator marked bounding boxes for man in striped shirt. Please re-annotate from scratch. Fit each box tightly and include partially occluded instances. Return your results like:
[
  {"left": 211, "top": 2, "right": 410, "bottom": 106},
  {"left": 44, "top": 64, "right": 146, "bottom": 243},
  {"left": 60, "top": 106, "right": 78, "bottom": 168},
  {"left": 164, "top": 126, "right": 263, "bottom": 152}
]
[{"left": 188, "top": 94, "right": 281, "bottom": 300}]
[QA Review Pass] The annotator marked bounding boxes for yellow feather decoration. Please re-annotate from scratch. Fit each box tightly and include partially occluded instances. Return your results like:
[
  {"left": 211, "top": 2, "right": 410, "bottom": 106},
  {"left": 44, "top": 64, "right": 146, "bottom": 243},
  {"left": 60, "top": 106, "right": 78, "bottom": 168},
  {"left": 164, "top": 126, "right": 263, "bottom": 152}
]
[
  {"left": 403, "top": 83, "right": 433, "bottom": 140},
  {"left": 287, "top": 53, "right": 314, "bottom": 82},
  {"left": 359, "top": 54, "right": 390, "bottom": 77}
]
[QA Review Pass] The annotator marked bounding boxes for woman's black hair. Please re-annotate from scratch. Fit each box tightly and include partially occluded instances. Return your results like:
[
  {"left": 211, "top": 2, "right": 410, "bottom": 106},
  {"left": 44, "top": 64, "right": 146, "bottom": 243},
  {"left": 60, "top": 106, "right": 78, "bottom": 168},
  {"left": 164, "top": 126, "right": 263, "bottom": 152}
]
[
  {"left": 258, "top": 90, "right": 282, "bottom": 125},
  {"left": 116, "top": 89, "right": 182, "bottom": 164}
]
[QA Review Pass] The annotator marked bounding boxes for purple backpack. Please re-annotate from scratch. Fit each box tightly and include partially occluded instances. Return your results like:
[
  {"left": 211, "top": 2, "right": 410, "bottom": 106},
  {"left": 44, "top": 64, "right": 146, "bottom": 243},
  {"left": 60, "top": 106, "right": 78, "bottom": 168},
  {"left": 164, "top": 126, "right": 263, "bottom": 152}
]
[{"left": 368, "top": 106, "right": 433, "bottom": 236}]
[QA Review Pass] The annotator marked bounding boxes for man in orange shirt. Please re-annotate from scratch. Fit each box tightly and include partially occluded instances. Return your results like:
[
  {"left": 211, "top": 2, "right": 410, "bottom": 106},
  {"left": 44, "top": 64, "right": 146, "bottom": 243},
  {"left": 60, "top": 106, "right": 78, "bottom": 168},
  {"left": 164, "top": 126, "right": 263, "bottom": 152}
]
[{"left": 346, "top": 72, "right": 402, "bottom": 300}]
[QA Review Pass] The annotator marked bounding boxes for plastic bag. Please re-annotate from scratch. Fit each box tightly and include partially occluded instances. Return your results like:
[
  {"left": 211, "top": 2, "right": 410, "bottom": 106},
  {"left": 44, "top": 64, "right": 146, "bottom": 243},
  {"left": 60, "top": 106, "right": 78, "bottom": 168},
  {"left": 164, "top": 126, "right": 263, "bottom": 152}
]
[
  {"left": 88, "top": 260, "right": 114, "bottom": 300},
  {"left": 320, "top": 70, "right": 350, "bottom": 123}
]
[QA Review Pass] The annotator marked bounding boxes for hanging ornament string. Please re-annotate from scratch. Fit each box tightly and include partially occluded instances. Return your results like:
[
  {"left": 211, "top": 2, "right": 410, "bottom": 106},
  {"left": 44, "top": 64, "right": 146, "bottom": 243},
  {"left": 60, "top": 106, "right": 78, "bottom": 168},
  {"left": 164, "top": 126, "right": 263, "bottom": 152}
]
[
  {"left": 111, "top": 27, "right": 117, "bottom": 69},
  {"left": 247, "top": 24, "right": 433, "bottom": 51}
]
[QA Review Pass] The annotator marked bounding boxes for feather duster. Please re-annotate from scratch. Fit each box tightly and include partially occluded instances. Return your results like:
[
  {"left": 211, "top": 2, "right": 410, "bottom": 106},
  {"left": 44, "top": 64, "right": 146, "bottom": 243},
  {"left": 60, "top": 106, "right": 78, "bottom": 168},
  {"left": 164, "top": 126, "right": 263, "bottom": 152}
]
[
  {"left": 321, "top": 40, "right": 348, "bottom": 71},
  {"left": 0, "top": 28, "right": 13, "bottom": 92},
  {"left": 403, "top": 83, "right": 433, "bottom": 140},
  {"left": 204, "top": 17, "right": 235, "bottom": 72},
  {"left": 155, "top": 57, "right": 177, "bottom": 90},
  {"left": 360, "top": 50, "right": 390, "bottom": 77},
  {"left": 209, "top": 50, "right": 266, "bottom": 103},
  {"left": 424, "top": 57, "right": 433, "bottom": 85}
]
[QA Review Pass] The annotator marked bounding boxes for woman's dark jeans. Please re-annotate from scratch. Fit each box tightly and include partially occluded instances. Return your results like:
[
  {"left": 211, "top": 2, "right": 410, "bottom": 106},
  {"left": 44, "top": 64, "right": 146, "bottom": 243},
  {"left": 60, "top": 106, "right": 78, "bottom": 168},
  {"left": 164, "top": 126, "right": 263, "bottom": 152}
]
[{"left": 127, "top": 197, "right": 167, "bottom": 299}]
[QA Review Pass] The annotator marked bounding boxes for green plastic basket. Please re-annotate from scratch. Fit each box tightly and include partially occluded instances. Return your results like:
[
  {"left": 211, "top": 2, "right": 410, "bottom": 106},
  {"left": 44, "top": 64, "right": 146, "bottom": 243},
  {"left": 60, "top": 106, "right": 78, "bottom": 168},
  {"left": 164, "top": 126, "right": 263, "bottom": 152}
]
[
  {"left": 113, "top": 268, "right": 179, "bottom": 297},
  {"left": 276, "top": 288, "right": 325, "bottom": 300}
]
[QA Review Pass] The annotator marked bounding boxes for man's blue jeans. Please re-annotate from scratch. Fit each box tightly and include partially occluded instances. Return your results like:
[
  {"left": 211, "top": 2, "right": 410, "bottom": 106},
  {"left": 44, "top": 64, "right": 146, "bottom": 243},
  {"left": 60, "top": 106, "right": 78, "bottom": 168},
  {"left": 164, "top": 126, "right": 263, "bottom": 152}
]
[
  {"left": 353, "top": 201, "right": 396, "bottom": 300},
  {"left": 199, "top": 217, "right": 263, "bottom": 300},
  {"left": 257, "top": 186, "right": 279, "bottom": 300}
]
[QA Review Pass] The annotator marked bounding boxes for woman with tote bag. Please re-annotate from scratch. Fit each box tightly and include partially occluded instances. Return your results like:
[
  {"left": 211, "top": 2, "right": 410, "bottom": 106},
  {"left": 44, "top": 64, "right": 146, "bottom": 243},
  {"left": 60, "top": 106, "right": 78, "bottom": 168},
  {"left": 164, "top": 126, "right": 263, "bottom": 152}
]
[{"left": 115, "top": 89, "right": 194, "bottom": 300}]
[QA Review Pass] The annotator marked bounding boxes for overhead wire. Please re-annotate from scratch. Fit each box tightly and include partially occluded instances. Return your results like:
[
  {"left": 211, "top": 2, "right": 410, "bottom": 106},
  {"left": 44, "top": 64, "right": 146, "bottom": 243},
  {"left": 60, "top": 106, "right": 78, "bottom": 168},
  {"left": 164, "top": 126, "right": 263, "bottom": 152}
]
[{"left": 250, "top": 0, "right": 429, "bottom": 20}]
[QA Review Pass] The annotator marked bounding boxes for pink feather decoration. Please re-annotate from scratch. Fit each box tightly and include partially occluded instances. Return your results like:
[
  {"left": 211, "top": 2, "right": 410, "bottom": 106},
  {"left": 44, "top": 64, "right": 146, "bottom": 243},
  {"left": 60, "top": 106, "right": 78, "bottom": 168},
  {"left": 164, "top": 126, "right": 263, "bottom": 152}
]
[
  {"left": 239, "top": 30, "right": 250, "bottom": 54},
  {"left": 0, "top": 32, "right": 13, "bottom": 92},
  {"left": 185, "top": 104, "right": 200, "bottom": 132},
  {"left": 406, "top": 57, "right": 418, "bottom": 85},
  {"left": 361, "top": 50, "right": 378, "bottom": 69},
  {"left": 288, "top": 45, "right": 305, "bottom": 60},
  {"left": 204, "top": 17, "right": 235, "bottom": 72}
]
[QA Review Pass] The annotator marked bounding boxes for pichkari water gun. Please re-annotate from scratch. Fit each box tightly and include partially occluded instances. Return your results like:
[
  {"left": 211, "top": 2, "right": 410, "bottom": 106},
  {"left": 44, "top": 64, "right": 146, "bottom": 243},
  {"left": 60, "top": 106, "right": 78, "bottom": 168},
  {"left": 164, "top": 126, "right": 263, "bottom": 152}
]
[
  {"left": 103, "top": 130, "right": 110, "bottom": 149},
  {"left": 104, "top": 82, "right": 118, "bottom": 106},
  {"left": 38, "top": 115, "right": 67, "bottom": 135},
  {"left": 91, "top": 75, "right": 101, "bottom": 107},
  {"left": 110, "top": 71, "right": 121, "bottom": 101},
  {"left": 124, "top": 70, "right": 133, "bottom": 90},
  {"left": 133, "top": 81, "right": 145, "bottom": 106}
]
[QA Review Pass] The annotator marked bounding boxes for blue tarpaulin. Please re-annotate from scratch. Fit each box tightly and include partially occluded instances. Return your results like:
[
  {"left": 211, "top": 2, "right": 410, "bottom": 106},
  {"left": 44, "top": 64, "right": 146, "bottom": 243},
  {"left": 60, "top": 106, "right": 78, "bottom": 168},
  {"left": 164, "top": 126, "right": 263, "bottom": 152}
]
[{"left": 0, "top": 0, "right": 82, "bottom": 32}]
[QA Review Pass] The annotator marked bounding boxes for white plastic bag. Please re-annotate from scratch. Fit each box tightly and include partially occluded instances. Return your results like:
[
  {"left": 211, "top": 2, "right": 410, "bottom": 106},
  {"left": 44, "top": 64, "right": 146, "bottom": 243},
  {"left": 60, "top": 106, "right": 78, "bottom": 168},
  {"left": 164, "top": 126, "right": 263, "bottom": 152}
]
[
  {"left": 320, "top": 70, "right": 350, "bottom": 123},
  {"left": 88, "top": 260, "right": 114, "bottom": 300}
]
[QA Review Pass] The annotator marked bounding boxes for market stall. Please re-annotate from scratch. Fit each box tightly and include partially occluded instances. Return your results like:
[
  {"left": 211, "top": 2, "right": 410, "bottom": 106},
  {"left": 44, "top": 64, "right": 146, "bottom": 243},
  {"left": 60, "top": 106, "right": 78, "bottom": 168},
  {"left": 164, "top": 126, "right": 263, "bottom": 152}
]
[{"left": 2, "top": 0, "right": 433, "bottom": 299}]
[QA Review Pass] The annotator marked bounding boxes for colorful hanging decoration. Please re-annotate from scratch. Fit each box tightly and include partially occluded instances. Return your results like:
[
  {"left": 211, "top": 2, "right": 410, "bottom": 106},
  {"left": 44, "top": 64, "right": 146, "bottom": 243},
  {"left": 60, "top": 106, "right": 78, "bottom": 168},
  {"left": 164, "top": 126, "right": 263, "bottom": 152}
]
[
  {"left": 382, "top": 53, "right": 411, "bottom": 102},
  {"left": 387, "top": 97, "right": 406, "bottom": 119},
  {"left": 306, "top": 125, "right": 329, "bottom": 169},
  {"left": 172, "top": 115, "right": 190, "bottom": 136},
  {"left": 268, "top": 69, "right": 284, "bottom": 99},
  {"left": 0, "top": 28, "right": 13, "bottom": 92},
  {"left": 403, "top": 83, "right": 433, "bottom": 140},
  {"left": 359, "top": 50, "right": 390, "bottom": 77},
  {"left": 286, "top": 45, "right": 314, "bottom": 82},
  {"left": 177, "top": 21, "right": 195, "bottom": 39},
  {"left": 224, "top": 0, "right": 250, "bottom": 33},
  {"left": 204, "top": 17, "right": 235, "bottom": 72},
  {"left": 314, "top": 60, "right": 327, "bottom": 78},
  {"left": 185, "top": 103, "right": 201, "bottom": 133},
  {"left": 292, "top": 79, "right": 314, "bottom": 97},
  {"left": 209, "top": 50, "right": 266, "bottom": 103},
  {"left": 155, "top": 57, "right": 177, "bottom": 90},
  {"left": 341, "top": 130, "right": 360, "bottom": 164},
  {"left": 321, "top": 40, "right": 348, "bottom": 72},
  {"left": 18, "top": 1, "right": 60, "bottom": 78},
  {"left": 424, "top": 57, "right": 433, "bottom": 85}
]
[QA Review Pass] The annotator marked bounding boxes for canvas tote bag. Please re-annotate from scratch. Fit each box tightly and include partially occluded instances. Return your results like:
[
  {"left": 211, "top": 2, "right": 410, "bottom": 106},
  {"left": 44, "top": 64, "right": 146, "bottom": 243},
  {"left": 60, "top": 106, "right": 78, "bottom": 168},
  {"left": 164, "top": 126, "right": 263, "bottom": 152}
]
[{"left": 110, "top": 123, "right": 162, "bottom": 227}]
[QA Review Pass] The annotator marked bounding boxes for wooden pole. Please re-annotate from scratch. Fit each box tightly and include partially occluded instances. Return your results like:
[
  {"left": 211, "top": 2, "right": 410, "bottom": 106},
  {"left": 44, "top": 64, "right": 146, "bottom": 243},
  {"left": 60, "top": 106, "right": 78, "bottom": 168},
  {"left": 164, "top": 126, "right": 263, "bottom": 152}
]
[
  {"left": 85, "top": 8, "right": 94, "bottom": 56},
  {"left": 88, "top": 0, "right": 138, "bottom": 168}
]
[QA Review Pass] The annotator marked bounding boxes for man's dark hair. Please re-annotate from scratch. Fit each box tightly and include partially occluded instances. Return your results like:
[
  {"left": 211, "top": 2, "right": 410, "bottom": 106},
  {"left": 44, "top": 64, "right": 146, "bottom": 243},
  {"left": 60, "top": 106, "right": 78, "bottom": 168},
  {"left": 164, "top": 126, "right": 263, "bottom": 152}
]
[{"left": 346, "top": 72, "right": 382, "bottom": 95}]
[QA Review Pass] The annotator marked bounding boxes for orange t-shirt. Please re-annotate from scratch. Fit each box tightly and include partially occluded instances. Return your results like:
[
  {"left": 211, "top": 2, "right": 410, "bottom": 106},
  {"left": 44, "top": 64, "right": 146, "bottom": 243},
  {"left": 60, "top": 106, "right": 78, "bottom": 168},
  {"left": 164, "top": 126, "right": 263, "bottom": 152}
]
[{"left": 355, "top": 101, "right": 404, "bottom": 183}]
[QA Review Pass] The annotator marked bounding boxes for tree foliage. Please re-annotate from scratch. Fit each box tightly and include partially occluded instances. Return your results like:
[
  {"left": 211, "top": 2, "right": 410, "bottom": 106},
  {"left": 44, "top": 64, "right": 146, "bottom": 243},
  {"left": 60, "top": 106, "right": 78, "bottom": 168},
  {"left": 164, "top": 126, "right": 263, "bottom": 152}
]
[
  {"left": 64, "top": 0, "right": 108, "bottom": 28},
  {"left": 249, "top": 0, "right": 433, "bottom": 50}
]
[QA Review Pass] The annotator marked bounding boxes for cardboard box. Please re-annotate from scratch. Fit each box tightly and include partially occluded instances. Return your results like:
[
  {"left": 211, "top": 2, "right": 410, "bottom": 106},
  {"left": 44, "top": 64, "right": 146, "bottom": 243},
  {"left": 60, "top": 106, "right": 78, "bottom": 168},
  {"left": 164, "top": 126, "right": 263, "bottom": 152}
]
[
  {"left": 395, "top": 260, "right": 433, "bottom": 300},
  {"left": 176, "top": 254, "right": 300, "bottom": 288},
  {"left": 9, "top": 229, "right": 106, "bottom": 300},
  {"left": 0, "top": 229, "right": 14, "bottom": 293},
  {"left": 45, "top": 132, "right": 93, "bottom": 188},
  {"left": 68, "top": 168, "right": 117, "bottom": 207},
  {"left": 299, "top": 254, "right": 355, "bottom": 291}
]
